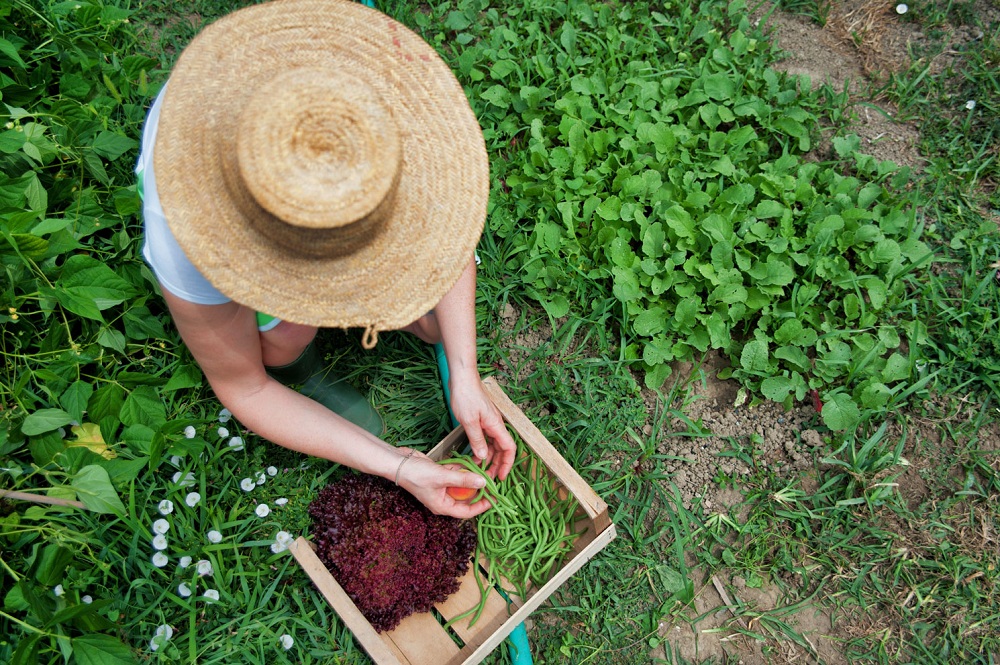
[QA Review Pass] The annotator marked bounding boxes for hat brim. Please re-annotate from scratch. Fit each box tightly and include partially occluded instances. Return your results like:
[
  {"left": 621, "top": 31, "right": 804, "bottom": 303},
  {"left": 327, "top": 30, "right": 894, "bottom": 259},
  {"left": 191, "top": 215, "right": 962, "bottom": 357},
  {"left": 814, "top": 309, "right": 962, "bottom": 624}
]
[{"left": 153, "top": 0, "right": 488, "bottom": 332}]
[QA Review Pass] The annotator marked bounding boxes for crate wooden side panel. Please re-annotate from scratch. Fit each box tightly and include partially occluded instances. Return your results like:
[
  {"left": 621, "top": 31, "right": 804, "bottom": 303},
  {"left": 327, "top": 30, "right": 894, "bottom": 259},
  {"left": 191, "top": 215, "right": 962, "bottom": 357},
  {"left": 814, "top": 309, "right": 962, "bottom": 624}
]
[{"left": 294, "top": 378, "right": 616, "bottom": 665}]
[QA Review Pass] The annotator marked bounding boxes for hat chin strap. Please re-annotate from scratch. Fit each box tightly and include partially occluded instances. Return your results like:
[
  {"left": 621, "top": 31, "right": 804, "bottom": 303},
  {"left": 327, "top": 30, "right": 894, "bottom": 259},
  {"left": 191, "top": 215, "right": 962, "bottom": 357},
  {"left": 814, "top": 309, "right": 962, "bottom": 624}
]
[{"left": 230, "top": 67, "right": 402, "bottom": 259}]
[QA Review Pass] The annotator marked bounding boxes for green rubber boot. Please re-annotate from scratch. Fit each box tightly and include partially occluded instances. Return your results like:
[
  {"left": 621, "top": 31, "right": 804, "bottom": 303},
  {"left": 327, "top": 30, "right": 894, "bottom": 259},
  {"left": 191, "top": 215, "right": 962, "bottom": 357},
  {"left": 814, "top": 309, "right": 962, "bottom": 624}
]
[{"left": 266, "top": 342, "right": 384, "bottom": 436}]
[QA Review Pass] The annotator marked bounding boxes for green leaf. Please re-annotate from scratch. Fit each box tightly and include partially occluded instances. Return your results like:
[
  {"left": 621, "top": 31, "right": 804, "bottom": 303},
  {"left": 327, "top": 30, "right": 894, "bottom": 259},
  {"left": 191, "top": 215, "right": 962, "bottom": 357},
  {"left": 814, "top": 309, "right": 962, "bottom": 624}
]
[
  {"left": 120, "top": 386, "right": 167, "bottom": 429},
  {"left": 881, "top": 353, "right": 910, "bottom": 383},
  {"left": 821, "top": 392, "right": 861, "bottom": 431},
  {"left": 740, "top": 339, "right": 769, "bottom": 373},
  {"left": 703, "top": 73, "right": 735, "bottom": 100},
  {"left": 71, "top": 465, "right": 127, "bottom": 517},
  {"left": 60, "top": 381, "right": 94, "bottom": 423},
  {"left": 634, "top": 307, "right": 666, "bottom": 336},
  {"left": 662, "top": 205, "right": 694, "bottom": 239},
  {"left": 91, "top": 131, "right": 137, "bottom": 160},
  {"left": 123, "top": 305, "right": 168, "bottom": 340},
  {"left": 761, "top": 376, "right": 793, "bottom": 401},
  {"left": 34, "top": 544, "right": 74, "bottom": 586},
  {"left": 88, "top": 384, "right": 125, "bottom": 423},
  {"left": 164, "top": 364, "right": 202, "bottom": 392},
  {"left": 0, "top": 37, "right": 27, "bottom": 70},
  {"left": 72, "top": 634, "right": 138, "bottom": 665},
  {"left": 540, "top": 293, "right": 570, "bottom": 319},
  {"left": 643, "top": 362, "right": 673, "bottom": 391},
  {"left": 22, "top": 408, "right": 74, "bottom": 436}
]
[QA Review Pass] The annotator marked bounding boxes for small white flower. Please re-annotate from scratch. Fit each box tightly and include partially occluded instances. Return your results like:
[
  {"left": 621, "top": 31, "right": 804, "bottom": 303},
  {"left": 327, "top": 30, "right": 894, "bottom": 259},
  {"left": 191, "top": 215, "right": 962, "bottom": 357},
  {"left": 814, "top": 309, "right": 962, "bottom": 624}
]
[
  {"left": 275, "top": 531, "right": 294, "bottom": 546},
  {"left": 153, "top": 518, "right": 170, "bottom": 535},
  {"left": 217, "top": 427, "right": 229, "bottom": 438},
  {"left": 207, "top": 530, "right": 223, "bottom": 544},
  {"left": 228, "top": 437, "right": 244, "bottom": 451},
  {"left": 270, "top": 542, "right": 288, "bottom": 553},
  {"left": 172, "top": 471, "right": 195, "bottom": 487},
  {"left": 178, "top": 582, "right": 192, "bottom": 597},
  {"left": 255, "top": 504, "right": 270, "bottom": 518},
  {"left": 170, "top": 455, "right": 183, "bottom": 467},
  {"left": 82, "top": 595, "right": 93, "bottom": 604},
  {"left": 267, "top": 466, "right": 278, "bottom": 477},
  {"left": 183, "top": 425, "right": 196, "bottom": 439},
  {"left": 54, "top": 584, "right": 64, "bottom": 597},
  {"left": 158, "top": 499, "right": 174, "bottom": 515},
  {"left": 255, "top": 472, "right": 266, "bottom": 485},
  {"left": 152, "top": 552, "right": 169, "bottom": 568},
  {"left": 155, "top": 624, "right": 174, "bottom": 641},
  {"left": 218, "top": 408, "right": 232, "bottom": 423},
  {"left": 185, "top": 492, "right": 201, "bottom": 507},
  {"left": 966, "top": 100, "right": 976, "bottom": 110},
  {"left": 279, "top": 634, "right": 294, "bottom": 650},
  {"left": 196, "top": 560, "right": 213, "bottom": 576},
  {"left": 240, "top": 478, "right": 256, "bottom": 492},
  {"left": 895, "top": 3, "right": 907, "bottom": 13},
  {"left": 152, "top": 534, "right": 168, "bottom": 551},
  {"left": 179, "top": 556, "right": 193, "bottom": 568},
  {"left": 275, "top": 497, "right": 288, "bottom": 506},
  {"left": 203, "top": 589, "right": 220, "bottom": 602},
  {"left": 150, "top": 638, "right": 161, "bottom": 652}
]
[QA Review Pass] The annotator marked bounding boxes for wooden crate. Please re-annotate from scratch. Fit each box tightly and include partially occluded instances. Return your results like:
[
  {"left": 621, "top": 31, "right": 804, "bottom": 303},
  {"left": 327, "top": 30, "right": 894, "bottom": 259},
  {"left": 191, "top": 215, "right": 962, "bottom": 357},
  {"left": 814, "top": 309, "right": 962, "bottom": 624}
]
[{"left": 290, "top": 377, "right": 617, "bottom": 665}]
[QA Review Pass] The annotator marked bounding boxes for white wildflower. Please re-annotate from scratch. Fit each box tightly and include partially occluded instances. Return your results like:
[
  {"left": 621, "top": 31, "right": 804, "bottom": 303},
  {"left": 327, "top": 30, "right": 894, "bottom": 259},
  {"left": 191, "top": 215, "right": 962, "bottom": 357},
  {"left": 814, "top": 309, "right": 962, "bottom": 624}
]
[
  {"left": 158, "top": 499, "right": 174, "bottom": 515},
  {"left": 218, "top": 408, "right": 232, "bottom": 423},
  {"left": 966, "top": 100, "right": 976, "bottom": 110},
  {"left": 267, "top": 466, "right": 277, "bottom": 477},
  {"left": 178, "top": 582, "right": 192, "bottom": 598},
  {"left": 228, "top": 436, "right": 244, "bottom": 451},
  {"left": 255, "top": 504, "right": 270, "bottom": 518},
  {"left": 217, "top": 427, "right": 229, "bottom": 438},
  {"left": 275, "top": 531, "right": 294, "bottom": 546},
  {"left": 179, "top": 556, "right": 192, "bottom": 568},
  {"left": 895, "top": 3, "right": 907, "bottom": 13},
  {"left": 185, "top": 492, "right": 201, "bottom": 507},
  {"left": 153, "top": 518, "right": 170, "bottom": 535},
  {"left": 255, "top": 472, "right": 266, "bottom": 485},
  {"left": 203, "top": 589, "right": 220, "bottom": 602},
  {"left": 152, "top": 552, "right": 169, "bottom": 568},
  {"left": 155, "top": 624, "right": 174, "bottom": 641},
  {"left": 54, "top": 584, "right": 64, "bottom": 597},
  {"left": 207, "top": 530, "right": 223, "bottom": 544},
  {"left": 240, "top": 478, "right": 256, "bottom": 492},
  {"left": 172, "top": 471, "right": 195, "bottom": 487},
  {"left": 82, "top": 595, "right": 93, "bottom": 604},
  {"left": 270, "top": 541, "right": 287, "bottom": 554},
  {"left": 275, "top": 497, "right": 288, "bottom": 506},
  {"left": 196, "top": 560, "right": 213, "bottom": 576},
  {"left": 170, "top": 455, "right": 183, "bottom": 467},
  {"left": 279, "top": 634, "right": 294, "bottom": 650},
  {"left": 152, "top": 534, "right": 168, "bottom": 551},
  {"left": 183, "top": 425, "right": 196, "bottom": 439}
]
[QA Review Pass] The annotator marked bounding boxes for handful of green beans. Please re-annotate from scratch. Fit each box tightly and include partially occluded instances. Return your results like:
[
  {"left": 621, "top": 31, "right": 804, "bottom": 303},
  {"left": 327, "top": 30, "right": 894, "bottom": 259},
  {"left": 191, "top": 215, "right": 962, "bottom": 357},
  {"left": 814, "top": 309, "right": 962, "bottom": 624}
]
[{"left": 439, "top": 443, "right": 580, "bottom": 627}]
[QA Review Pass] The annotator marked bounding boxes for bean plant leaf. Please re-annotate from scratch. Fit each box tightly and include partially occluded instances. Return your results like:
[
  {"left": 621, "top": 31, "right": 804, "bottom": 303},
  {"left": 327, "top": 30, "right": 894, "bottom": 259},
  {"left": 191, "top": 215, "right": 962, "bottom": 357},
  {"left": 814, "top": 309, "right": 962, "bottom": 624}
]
[
  {"left": 740, "top": 339, "right": 769, "bottom": 373},
  {"left": 71, "top": 465, "right": 126, "bottom": 517},
  {"left": 22, "top": 408, "right": 74, "bottom": 435},
  {"left": 72, "top": 635, "right": 138, "bottom": 665}
]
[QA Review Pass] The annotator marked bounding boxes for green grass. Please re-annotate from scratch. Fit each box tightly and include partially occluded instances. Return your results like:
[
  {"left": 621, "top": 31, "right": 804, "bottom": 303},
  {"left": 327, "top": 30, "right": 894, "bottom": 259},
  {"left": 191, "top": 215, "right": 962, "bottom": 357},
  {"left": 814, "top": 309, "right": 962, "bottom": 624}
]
[{"left": 2, "top": 0, "right": 1000, "bottom": 663}]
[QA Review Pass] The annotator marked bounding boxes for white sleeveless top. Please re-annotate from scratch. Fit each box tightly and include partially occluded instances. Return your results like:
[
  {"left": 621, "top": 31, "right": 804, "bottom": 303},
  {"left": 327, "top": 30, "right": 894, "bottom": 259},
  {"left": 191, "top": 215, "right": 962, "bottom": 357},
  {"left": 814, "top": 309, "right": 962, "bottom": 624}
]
[{"left": 137, "top": 86, "right": 230, "bottom": 305}]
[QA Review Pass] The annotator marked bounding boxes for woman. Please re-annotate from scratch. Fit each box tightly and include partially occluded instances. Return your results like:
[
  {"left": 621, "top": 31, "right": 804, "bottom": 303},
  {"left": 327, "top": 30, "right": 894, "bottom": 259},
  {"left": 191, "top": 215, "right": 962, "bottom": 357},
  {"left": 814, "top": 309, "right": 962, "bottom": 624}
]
[{"left": 137, "top": 0, "right": 515, "bottom": 518}]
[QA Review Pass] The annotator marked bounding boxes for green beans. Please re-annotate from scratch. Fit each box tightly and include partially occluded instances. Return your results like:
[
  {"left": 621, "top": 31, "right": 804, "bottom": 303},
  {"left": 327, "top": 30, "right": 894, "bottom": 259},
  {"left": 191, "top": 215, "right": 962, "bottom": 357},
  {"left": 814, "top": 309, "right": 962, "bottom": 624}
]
[{"left": 439, "top": 439, "right": 581, "bottom": 628}]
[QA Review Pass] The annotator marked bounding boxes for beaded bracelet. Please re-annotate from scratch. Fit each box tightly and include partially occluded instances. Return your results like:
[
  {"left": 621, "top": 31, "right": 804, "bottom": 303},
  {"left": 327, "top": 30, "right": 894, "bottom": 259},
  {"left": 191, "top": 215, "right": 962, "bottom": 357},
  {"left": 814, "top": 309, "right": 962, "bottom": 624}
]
[{"left": 394, "top": 450, "right": 415, "bottom": 486}]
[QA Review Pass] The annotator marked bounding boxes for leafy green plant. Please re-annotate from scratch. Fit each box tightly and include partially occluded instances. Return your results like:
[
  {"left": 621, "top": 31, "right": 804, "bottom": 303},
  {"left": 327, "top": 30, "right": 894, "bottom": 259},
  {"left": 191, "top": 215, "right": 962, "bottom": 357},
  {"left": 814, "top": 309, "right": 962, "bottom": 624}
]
[{"left": 414, "top": 0, "right": 934, "bottom": 425}]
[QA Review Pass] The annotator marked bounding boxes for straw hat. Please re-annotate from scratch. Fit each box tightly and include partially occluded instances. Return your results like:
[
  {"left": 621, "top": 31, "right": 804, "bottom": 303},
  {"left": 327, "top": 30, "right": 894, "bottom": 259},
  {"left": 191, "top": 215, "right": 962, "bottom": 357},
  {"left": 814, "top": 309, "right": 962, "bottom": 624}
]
[{"left": 153, "top": 0, "right": 488, "bottom": 347}]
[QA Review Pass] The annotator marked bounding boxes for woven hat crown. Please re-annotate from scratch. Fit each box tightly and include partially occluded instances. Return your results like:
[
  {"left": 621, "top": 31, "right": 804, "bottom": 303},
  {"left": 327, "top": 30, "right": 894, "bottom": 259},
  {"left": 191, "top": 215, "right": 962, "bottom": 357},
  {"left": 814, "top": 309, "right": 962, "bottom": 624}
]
[{"left": 233, "top": 67, "right": 402, "bottom": 258}]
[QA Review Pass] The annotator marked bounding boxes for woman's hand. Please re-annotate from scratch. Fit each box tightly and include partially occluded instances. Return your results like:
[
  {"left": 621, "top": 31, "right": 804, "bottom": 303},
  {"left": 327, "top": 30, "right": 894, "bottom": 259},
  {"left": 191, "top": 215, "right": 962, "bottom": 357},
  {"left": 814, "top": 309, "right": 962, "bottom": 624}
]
[
  {"left": 395, "top": 450, "right": 496, "bottom": 519},
  {"left": 448, "top": 376, "right": 516, "bottom": 481}
]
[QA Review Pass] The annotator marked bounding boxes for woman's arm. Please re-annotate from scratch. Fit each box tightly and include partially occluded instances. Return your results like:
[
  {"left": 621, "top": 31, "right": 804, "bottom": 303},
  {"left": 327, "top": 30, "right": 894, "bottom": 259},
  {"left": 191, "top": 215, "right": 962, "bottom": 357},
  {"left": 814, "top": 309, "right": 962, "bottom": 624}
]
[
  {"left": 433, "top": 257, "right": 517, "bottom": 480},
  {"left": 160, "top": 289, "right": 492, "bottom": 517}
]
